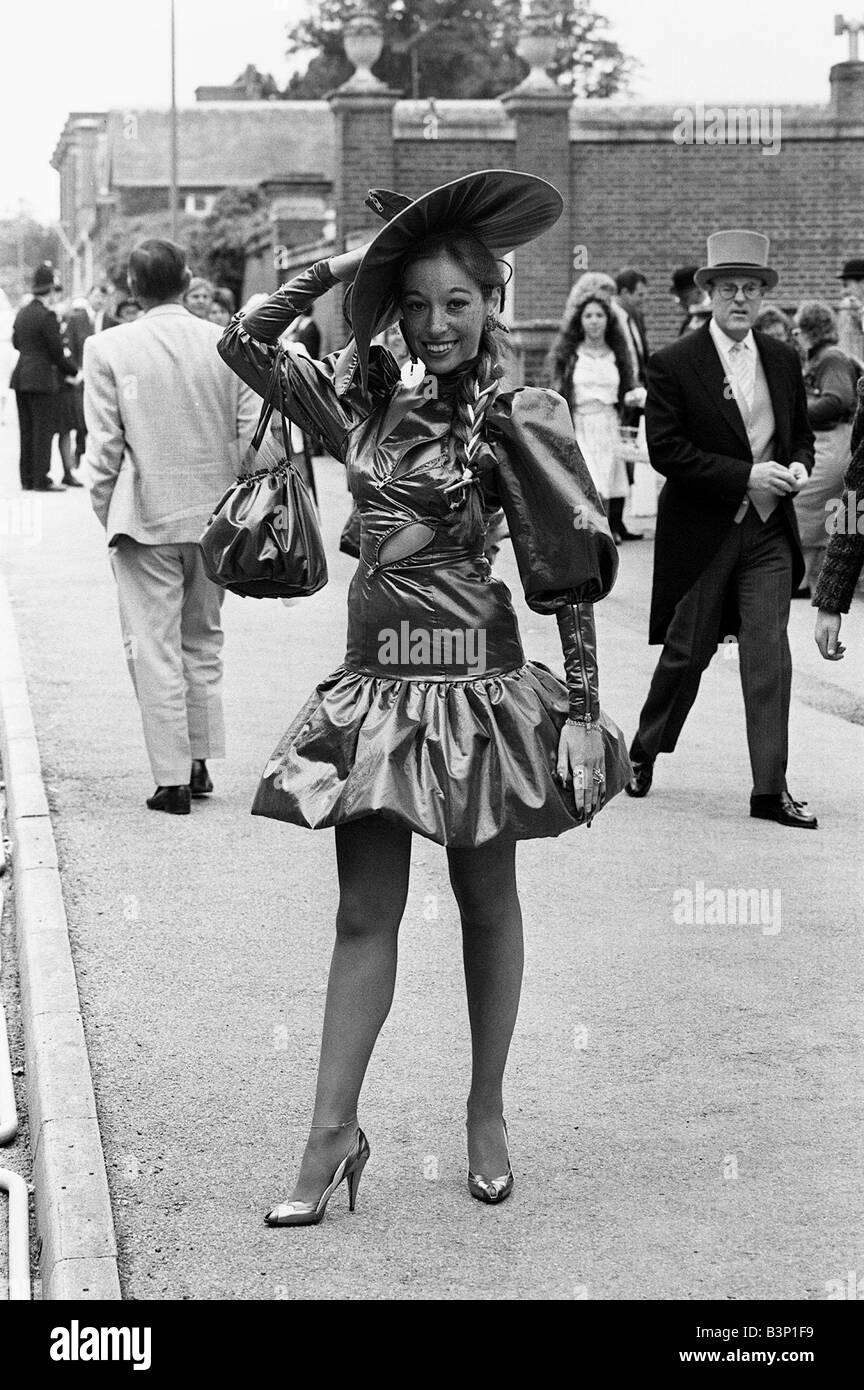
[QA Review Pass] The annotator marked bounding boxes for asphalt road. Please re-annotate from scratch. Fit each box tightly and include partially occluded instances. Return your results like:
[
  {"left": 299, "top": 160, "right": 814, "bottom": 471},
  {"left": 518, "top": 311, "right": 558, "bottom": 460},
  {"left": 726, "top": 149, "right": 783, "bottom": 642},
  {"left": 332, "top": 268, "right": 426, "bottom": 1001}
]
[{"left": 1, "top": 421, "right": 862, "bottom": 1301}]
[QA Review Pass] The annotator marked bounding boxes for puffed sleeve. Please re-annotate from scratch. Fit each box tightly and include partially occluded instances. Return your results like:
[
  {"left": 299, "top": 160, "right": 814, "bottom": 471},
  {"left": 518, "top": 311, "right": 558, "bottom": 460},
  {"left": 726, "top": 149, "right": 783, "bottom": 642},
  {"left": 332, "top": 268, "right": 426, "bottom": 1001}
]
[
  {"left": 488, "top": 386, "right": 618, "bottom": 612},
  {"left": 218, "top": 260, "right": 390, "bottom": 464}
]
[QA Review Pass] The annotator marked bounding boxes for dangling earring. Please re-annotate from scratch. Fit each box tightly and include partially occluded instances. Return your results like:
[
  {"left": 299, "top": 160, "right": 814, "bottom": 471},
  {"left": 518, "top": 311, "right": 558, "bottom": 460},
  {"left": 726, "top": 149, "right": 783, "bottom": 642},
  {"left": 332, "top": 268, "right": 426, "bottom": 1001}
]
[{"left": 485, "top": 312, "right": 498, "bottom": 333}]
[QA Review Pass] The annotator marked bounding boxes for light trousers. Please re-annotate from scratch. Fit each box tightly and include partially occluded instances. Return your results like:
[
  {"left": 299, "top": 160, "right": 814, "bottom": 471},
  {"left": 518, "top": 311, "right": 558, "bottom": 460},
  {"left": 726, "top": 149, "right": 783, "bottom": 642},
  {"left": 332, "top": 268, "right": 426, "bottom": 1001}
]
[{"left": 110, "top": 537, "right": 225, "bottom": 785}]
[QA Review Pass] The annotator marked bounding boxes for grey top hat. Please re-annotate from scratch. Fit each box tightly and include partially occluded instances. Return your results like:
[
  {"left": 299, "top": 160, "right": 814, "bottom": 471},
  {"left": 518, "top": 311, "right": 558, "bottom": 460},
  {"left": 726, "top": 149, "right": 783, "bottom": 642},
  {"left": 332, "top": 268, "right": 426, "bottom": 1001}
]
[{"left": 694, "top": 230, "right": 778, "bottom": 291}]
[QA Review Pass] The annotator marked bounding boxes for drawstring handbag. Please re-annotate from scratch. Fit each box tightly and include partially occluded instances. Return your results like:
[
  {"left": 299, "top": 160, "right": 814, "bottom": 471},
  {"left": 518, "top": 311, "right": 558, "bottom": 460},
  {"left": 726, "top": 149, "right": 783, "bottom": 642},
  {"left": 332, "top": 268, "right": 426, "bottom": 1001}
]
[{"left": 199, "top": 347, "right": 328, "bottom": 599}]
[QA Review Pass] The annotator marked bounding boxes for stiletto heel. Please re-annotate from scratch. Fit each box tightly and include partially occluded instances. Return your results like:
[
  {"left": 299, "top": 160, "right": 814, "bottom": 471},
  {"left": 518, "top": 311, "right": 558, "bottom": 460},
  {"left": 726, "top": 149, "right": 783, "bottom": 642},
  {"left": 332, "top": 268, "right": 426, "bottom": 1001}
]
[
  {"left": 466, "top": 1114, "right": 514, "bottom": 1205},
  {"left": 264, "top": 1125, "right": 370, "bottom": 1227},
  {"left": 346, "top": 1141, "right": 370, "bottom": 1212}
]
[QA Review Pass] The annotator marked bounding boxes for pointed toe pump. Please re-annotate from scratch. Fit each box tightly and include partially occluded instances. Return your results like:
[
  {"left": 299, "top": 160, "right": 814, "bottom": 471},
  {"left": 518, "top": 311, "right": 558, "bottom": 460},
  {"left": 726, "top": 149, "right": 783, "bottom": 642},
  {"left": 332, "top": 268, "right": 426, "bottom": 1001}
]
[
  {"left": 467, "top": 1117, "right": 514, "bottom": 1205},
  {"left": 264, "top": 1125, "right": 370, "bottom": 1228}
]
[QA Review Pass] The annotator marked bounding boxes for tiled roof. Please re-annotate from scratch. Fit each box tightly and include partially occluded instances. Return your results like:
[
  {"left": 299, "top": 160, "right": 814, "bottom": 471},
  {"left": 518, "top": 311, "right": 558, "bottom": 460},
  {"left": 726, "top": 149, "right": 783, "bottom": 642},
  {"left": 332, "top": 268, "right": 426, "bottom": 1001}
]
[{"left": 105, "top": 103, "right": 335, "bottom": 187}]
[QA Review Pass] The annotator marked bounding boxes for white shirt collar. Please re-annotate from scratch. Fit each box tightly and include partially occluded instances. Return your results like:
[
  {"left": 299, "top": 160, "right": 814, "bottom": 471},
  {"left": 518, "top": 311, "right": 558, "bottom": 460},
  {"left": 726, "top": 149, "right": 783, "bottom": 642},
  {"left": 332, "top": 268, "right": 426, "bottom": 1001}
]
[{"left": 709, "top": 316, "right": 755, "bottom": 360}]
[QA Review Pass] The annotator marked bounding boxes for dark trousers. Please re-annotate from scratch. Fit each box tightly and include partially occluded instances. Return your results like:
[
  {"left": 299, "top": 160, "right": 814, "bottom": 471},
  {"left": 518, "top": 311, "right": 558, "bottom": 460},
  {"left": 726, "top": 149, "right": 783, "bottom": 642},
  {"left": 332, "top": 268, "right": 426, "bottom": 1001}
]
[
  {"left": 73, "top": 384, "right": 87, "bottom": 460},
  {"left": 15, "top": 390, "right": 57, "bottom": 489},
  {"left": 635, "top": 506, "right": 793, "bottom": 795}
]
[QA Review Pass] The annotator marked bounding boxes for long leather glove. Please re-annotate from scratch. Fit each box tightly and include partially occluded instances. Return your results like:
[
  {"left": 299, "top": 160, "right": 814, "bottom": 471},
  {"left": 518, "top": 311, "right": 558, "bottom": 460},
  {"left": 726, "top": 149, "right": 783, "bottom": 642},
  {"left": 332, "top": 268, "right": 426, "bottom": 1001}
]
[
  {"left": 556, "top": 602, "right": 600, "bottom": 723},
  {"left": 239, "top": 260, "right": 337, "bottom": 346}
]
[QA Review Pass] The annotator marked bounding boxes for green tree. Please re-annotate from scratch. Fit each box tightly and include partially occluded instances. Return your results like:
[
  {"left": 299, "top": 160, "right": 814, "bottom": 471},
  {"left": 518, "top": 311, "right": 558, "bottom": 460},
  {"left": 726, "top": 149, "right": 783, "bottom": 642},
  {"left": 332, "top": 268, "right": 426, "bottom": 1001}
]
[
  {"left": 284, "top": 0, "right": 635, "bottom": 100},
  {"left": 100, "top": 190, "right": 269, "bottom": 306},
  {"left": 0, "top": 217, "right": 61, "bottom": 304}
]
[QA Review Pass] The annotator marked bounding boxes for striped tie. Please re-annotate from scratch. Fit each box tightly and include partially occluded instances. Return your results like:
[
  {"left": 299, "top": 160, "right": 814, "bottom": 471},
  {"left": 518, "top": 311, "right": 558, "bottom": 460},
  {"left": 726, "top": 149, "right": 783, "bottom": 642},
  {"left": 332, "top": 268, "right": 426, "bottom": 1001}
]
[{"left": 729, "top": 341, "right": 755, "bottom": 414}]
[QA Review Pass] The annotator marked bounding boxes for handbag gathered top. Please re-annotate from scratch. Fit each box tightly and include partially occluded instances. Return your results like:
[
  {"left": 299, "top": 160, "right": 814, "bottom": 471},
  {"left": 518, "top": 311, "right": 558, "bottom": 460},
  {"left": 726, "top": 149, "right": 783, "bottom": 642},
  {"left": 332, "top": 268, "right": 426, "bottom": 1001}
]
[{"left": 198, "top": 346, "right": 328, "bottom": 599}]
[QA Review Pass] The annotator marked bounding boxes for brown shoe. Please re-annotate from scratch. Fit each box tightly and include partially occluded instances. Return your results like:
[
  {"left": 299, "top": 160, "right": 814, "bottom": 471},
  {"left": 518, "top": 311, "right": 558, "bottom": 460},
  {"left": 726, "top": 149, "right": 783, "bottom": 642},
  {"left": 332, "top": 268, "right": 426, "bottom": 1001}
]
[{"left": 146, "top": 785, "right": 191, "bottom": 815}]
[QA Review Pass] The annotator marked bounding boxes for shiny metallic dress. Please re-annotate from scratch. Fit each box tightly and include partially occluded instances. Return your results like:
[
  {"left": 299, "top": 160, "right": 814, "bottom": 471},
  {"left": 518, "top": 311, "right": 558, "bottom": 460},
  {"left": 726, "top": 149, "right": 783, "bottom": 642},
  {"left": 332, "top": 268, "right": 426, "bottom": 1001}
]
[{"left": 218, "top": 263, "right": 628, "bottom": 847}]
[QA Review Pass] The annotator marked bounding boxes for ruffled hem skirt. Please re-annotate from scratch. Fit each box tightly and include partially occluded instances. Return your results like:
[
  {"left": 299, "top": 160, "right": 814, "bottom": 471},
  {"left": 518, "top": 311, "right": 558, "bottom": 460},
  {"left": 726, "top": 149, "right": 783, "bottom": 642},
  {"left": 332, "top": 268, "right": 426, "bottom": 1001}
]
[{"left": 251, "top": 662, "right": 631, "bottom": 847}]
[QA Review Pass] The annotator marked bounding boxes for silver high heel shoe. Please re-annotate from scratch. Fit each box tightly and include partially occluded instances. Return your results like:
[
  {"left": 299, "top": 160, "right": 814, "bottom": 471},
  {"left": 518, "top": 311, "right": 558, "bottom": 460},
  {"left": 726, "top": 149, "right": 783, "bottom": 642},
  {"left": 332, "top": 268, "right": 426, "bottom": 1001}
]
[
  {"left": 264, "top": 1122, "right": 370, "bottom": 1228},
  {"left": 467, "top": 1115, "right": 514, "bottom": 1205}
]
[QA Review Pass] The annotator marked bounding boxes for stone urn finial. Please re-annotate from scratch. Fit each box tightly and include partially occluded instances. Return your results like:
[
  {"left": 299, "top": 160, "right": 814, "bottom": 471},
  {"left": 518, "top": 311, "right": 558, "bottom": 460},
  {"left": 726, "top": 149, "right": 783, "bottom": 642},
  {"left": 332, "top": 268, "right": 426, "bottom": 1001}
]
[
  {"left": 514, "top": 0, "right": 560, "bottom": 94},
  {"left": 340, "top": 8, "right": 388, "bottom": 93}
]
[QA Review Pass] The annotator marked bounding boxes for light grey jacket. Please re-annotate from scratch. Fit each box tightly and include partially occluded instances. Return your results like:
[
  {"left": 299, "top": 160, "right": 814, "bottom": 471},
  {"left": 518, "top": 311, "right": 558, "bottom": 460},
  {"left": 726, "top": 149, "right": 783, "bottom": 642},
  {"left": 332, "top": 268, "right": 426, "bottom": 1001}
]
[{"left": 84, "top": 304, "right": 258, "bottom": 545}]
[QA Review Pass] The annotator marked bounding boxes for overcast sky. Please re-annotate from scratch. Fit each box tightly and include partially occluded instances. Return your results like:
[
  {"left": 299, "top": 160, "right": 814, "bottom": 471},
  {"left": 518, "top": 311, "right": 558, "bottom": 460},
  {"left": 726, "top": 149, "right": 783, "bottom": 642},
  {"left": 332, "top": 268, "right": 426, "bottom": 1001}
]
[{"left": 0, "top": 0, "right": 846, "bottom": 222}]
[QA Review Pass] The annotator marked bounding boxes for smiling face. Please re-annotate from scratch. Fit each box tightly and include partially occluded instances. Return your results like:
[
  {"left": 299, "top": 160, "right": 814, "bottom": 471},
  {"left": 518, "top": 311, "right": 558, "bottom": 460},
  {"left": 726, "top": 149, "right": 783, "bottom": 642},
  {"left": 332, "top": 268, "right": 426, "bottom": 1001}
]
[{"left": 400, "top": 253, "right": 493, "bottom": 375}]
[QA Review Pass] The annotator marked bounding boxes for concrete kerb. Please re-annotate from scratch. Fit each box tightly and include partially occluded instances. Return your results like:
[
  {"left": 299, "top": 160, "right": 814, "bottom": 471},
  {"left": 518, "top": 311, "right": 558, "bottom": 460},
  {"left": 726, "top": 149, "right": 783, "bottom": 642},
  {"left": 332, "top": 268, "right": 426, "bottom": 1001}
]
[{"left": 0, "top": 573, "right": 121, "bottom": 1300}]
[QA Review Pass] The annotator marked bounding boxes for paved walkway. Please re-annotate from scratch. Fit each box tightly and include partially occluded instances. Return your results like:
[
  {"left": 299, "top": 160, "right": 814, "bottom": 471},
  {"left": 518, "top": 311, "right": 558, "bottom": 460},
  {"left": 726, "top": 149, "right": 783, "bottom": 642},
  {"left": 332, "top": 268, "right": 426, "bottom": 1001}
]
[{"left": 0, "top": 420, "right": 861, "bottom": 1300}]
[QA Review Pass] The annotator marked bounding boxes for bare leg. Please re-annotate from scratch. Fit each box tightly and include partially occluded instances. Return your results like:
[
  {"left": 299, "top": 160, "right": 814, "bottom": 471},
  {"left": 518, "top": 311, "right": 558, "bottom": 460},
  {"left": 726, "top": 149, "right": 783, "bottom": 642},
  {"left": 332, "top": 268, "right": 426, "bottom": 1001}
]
[
  {"left": 447, "top": 837, "right": 523, "bottom": 1176},
  {"left": 284, "top": 815, "right": 412, "bottom": 1203},
  {"left": 57, "top": 431, "right": 74, "bottom": 477}
]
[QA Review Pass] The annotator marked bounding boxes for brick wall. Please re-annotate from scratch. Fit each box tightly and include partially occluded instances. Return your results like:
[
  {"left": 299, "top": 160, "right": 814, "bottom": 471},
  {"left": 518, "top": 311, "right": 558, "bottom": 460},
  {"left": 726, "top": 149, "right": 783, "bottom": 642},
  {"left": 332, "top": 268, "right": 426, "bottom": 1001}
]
[
  {"left": 394, "top": 140, "right": 514, "bottom": 195},
  {"left": 571, "top": 134, "right": 864, "bottom": 348}
]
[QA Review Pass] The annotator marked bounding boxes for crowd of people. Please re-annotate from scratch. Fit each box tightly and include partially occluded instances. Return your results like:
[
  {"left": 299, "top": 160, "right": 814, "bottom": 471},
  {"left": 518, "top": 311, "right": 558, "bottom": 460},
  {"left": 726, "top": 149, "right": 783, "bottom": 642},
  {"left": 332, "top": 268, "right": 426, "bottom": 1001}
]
[
  {"left": 548, "top": 259, "right": 864, "bottom": 599},
  {"left": 4, "top": 172, "right": 864, "bottom": 1222},
  {"left": 2, "top": 269, "right": 240, "bottom": 490}
]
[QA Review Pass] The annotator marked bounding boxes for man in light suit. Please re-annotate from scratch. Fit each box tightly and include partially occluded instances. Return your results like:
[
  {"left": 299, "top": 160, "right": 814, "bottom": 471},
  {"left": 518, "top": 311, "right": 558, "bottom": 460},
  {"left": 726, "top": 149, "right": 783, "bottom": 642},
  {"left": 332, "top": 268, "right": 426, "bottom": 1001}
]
[
  {"left": 85, "top": 238, "right": 257, "bottom": 814},
  {"left": 626, "top": 230, "right": 817, "bottom": 828}
]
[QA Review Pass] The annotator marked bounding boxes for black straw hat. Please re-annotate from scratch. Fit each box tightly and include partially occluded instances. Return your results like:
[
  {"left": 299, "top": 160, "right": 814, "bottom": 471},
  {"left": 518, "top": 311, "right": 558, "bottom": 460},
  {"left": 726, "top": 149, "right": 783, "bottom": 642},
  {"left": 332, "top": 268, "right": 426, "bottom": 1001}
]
[{"left": 349, "top": 169, "right": 563, "bottom": 390}]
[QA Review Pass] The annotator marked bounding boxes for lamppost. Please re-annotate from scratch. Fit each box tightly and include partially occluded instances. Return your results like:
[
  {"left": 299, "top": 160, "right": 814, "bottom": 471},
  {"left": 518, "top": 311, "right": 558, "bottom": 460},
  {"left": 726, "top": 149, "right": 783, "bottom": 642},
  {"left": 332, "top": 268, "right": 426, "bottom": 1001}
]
[{"left": 170, "top": 0, "right": 178, "bottom": 239}]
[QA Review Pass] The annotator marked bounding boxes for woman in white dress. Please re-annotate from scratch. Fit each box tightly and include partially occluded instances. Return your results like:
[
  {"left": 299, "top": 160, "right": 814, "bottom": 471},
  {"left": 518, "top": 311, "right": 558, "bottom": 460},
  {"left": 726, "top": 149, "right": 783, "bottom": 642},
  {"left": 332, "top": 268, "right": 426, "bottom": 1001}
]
[{"left": 549, "top": 292, "right": 646, "bottom": 541}]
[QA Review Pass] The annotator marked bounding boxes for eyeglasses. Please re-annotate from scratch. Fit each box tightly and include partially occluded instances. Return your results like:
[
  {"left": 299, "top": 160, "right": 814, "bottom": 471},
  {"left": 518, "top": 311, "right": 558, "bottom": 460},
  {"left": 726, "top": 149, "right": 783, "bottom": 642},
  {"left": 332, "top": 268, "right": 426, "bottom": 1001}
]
[{"left": 713, "top": 282, "right": 765, "bottom": 301}]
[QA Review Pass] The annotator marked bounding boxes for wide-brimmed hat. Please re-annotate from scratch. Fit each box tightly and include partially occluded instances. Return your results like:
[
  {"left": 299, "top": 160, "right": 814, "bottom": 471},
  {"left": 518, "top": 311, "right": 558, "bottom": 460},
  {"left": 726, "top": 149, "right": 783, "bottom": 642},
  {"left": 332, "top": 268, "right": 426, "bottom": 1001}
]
[
  {"left": 694, "top": 230, "right": 778, "bottom": 292},
  {"left": 838, "top": 257, "right": 864, "bottom": 281},
  {"left": 31, "top": 262, "right": 57, "bottom": 295},
  {"left": 349, "top": 169, "right": 563, "bottom": 390}
]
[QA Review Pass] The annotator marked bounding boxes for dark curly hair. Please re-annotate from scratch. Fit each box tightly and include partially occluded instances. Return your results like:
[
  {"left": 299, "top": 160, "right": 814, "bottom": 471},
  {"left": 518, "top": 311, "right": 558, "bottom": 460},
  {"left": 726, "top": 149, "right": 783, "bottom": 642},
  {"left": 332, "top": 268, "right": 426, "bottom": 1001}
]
[{"left": 548, "top": 292, "right": 634, "bottom": 409}]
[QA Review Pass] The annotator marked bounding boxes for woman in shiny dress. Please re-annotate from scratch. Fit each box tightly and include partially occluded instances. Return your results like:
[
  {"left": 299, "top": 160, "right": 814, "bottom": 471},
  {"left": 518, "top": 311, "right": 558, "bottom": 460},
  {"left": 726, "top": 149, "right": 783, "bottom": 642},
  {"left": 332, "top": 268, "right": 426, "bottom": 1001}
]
[{"left": 218, "top": 172, "right": 628, "bottom": 1225}]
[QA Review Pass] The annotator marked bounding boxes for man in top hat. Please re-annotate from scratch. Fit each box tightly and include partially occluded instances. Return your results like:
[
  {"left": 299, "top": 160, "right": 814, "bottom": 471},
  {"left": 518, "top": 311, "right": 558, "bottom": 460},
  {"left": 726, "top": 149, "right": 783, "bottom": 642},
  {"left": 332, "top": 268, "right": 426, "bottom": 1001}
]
[
  {"left": 836, "top": 256, "right": 864, "bottom": 363},
  {"left": 626, "top": 228, "right": 818, "bottom": 828},
  {"left": 10, "top": 262, "right": 81, "bottom": 490}
]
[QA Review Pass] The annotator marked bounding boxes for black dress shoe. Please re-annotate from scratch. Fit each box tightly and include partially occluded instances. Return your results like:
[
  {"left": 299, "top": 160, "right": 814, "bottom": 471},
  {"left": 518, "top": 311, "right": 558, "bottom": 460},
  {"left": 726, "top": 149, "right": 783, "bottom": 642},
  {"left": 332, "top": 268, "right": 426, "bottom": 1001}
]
[
  {"left": 34, "top": 480, "right": 66, "bottom": 492},
  {"left": 146, "top": 785, "right": 191, "bottom": 815},
  {"left": 625, "top": 739, "right": 654, "bottom": 798},
  {"left": 189, "top": 759, "right": 213, "bottom": 797},
  {"left": 750, "top": 792, "right": 817, "bottom": 829},
  {"left": 62, "top": 473, "right": 84, "bottom": 487}
]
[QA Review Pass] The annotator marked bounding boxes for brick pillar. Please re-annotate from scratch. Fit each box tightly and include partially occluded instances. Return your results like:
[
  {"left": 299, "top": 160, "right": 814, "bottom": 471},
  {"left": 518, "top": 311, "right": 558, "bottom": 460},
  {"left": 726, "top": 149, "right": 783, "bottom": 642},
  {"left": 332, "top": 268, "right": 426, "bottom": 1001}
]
[
  {"left": 499, "top": 88, "right": 572, "bottom": 383},
  {"left": 328, "top": 94, "right": 399, "bottom": 249},
  {"left": 325, "top": 11, "right": 401, "bottom": 349},
  {"left": 830, "top": 61, "right": 864, "bottom": 122},
  {"left": 325, "top": 93, "right": 399, "bottom": 350}
]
